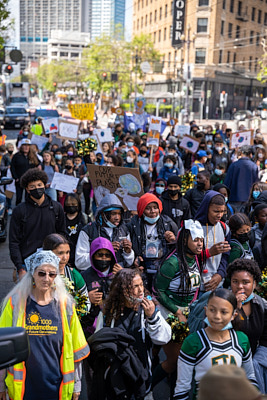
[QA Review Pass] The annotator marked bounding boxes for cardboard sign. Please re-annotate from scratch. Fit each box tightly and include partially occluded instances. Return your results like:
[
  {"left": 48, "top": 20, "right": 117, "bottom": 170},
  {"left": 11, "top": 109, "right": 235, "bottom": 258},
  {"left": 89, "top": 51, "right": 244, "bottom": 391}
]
[
  {"left": 68, "top": 103, "right": 95, "bottom": 120},
  {"left": 174, "top": 124, "right": 190, "bottom": 137},
  {"left": 147, "top": 131, "right": 160, "bottom": 147},
  {"left": 179, "top": 135, "right": 200, "bottom": 154},
  {"left": 86, "top": 165, "right": 144, "bottom": 211},
  {"left": 111, "top": 106, "right": 124, "bottom": 116},
  {"left": 50, "top": 172, "right": 79, "bottom": 193},
  {"left": 230, "top": 130, "right": 253, "bottom": 149},
  {"left": 149, "top": 116, "right": 162, "bottom": 132},
  {"left": 31, "top": 133, "right": 49, "bottom": 151},
  {"left": 58, "top": 118, "right": 79, "bottom": 141},
  {"left": 167, "top": 118, "right": 178, "bottom": 126},
  {"left": 93, "top": 128, "right": 113, "bottom": 143},
  {"left": 42, "top": 118, "right": 59, "bottom": 134}
]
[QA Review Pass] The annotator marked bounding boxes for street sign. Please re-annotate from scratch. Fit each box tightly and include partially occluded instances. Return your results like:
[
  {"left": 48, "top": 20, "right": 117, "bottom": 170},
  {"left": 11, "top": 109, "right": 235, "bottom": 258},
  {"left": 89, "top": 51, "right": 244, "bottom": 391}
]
[
  {"left": 9, "top": 49, "right": 23, "bottom": 63},
  {"left": 140, "top": 61, "right": 151, "bottom": 74}
]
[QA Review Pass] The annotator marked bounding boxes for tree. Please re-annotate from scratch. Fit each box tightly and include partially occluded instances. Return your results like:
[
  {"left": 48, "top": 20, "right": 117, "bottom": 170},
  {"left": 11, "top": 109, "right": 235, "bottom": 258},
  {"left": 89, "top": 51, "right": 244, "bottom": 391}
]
[
  {"left": 258, "top": 36, "right": 267, "bottom": 83},
  {"left": 0, "top": 0, "right": 13, "bottom": 49}
]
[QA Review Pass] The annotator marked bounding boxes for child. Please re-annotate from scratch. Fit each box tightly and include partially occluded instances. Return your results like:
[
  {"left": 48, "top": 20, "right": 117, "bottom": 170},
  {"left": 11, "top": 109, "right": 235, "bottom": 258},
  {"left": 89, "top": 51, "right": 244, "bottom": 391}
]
[
  {"left": 173, "top": 288, "right": 257, "bottom": 400},
  {"left": 210, "top": 163, "right": 226, "bottom": 186},
  {"left": 251, "top": 204, "right": 267, "bottom": 248},
  {"left": 228, "top": 213, "right": 254, "bottom": 263}
]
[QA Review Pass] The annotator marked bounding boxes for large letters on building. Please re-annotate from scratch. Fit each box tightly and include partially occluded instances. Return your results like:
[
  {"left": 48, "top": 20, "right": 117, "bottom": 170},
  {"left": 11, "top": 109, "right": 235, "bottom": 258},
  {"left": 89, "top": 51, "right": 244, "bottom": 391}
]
[{"left": 172, "top": 0, "right": 186, "bottom": 47}]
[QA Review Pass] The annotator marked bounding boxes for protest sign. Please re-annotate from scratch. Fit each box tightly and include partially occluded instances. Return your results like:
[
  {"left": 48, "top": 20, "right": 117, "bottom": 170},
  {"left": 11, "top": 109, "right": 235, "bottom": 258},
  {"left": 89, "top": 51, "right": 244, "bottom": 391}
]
[
  {"left": 31, "top": 133, "right": 49, "bottom": 151},
  {"left": 179, "top": 135, "right": 200, "bottom": 154},
  {"left": 58, "top": 118, "right": 79, "bottom": 141},
  {"left": 174, "top": 124, "right": 190, "bottom": 137},
  {"left": 68, "top": 103, "right": 95, "bottom": 120},
  {"left": 86, "top": 165, "right": 143, "bottom": 211},
  {"left": 147, "top": 131, "right": 160, "bottom": 147},
  {"left": 111, "top": 106, "right": 124, "bottom": 116},
  {"left": 230, "top": 130, "right": 253, "bottom": 149},
  {"left": 93, "top": 128, "right": 113, "bottom": 143},
  {"left": 5, "top": 169, "right": 15, "bottom": 198},
  {"left": 42, "top": 118, "right": 59, "bottom": 134},
  {"left": 91, "top": 135, "right": 103, "bottom": 154},
  {"left": 149, "top": 116, "right": 162, "bottom": 132},
  {"left": 167, "top": 118, "right": 178, "bottom": 126},
  {"left": 50, "top": 172, "right": 79, "bottom": 193}
]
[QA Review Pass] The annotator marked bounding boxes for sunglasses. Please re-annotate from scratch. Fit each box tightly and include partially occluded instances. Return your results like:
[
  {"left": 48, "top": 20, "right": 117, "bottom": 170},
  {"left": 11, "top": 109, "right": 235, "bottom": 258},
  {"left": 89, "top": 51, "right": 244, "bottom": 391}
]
[
  {"left": 156, "top": 184, "right": 165, "bottom": 187},
  {"left": 37, "top": 271, "right": 57, "bottom": 278},
  {"left": 96, "top": 252, "right": 112, "bottom": 258}
]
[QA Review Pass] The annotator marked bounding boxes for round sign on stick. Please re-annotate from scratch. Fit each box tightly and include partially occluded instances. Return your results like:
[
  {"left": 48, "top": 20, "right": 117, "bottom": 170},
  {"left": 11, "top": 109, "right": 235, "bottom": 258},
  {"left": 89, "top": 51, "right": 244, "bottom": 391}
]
[
  {"left": 140, "top": 61, "right": 151, "bottom": 74},
  {"left": 9, "top": 49, "right": 23, "bottom": 63}
]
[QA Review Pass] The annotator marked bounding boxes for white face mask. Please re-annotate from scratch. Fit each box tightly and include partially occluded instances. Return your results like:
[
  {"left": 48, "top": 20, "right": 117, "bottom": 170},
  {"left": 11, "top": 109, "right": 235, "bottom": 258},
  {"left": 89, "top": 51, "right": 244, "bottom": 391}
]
[
  {"left": 127, "top": 156, "right": 134, "bottom": 163},
  {"left": 258, "top": 153, "right": 264, "bottom": 158}
]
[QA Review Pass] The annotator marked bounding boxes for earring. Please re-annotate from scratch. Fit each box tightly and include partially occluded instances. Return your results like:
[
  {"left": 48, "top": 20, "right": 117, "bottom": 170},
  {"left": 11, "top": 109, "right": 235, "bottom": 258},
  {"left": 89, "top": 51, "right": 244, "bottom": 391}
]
[{"left": 32, "top": 279, "right": 36, "bottom": 288}]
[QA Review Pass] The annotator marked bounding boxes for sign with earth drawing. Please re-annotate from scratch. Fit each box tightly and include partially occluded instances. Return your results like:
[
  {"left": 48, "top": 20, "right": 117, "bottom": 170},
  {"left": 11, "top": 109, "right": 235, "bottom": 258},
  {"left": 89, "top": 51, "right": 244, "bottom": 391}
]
[
  {"left": 230, "top": 130, "right": 253, "bottom": 149},
  {"left": 179, "top": 135, "right": 200, "bottom": 154}
]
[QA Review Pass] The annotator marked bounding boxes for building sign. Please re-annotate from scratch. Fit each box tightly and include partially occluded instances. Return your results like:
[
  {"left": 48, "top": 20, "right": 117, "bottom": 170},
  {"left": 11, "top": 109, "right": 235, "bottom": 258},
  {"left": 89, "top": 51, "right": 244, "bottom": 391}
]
[{"left": 172, "top": 0, "right": 186, "bottom": 47}]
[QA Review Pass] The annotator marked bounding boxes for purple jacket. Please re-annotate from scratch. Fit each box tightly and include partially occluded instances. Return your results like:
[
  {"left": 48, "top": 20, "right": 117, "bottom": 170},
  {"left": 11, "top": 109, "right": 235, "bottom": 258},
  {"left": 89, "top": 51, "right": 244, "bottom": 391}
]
[{"left": 90, "top": 237, "right": 117, "bottom": 278}]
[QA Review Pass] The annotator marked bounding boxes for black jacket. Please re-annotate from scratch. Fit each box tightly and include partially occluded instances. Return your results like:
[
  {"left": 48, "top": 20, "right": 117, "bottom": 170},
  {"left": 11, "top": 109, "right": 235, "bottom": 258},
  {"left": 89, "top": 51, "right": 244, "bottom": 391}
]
[
  {"left": 184, "top": 187, "right": 206, "bottom": 218},
  {"left": 9, "top": 195, "right": 66, "bottom": 272},
  {"left": 10, "top": 152, "right": 36, "bottom": 180},
  {"left": 160, "top": 190, "right": 191, "bottom": 228}
]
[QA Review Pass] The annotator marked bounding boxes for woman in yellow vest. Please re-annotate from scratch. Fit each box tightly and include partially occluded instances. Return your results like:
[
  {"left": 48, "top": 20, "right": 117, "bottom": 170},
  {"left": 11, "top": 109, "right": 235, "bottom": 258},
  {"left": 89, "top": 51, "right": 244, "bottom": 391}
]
[{"left": 0, "top": 250, "right": 90, "bottom": 400}]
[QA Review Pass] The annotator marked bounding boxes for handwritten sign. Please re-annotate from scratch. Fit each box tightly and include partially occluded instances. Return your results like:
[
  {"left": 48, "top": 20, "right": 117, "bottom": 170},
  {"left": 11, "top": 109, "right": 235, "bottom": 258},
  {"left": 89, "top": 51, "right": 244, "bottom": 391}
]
[
  {"left": 174, "top": 124, "right": 190, "bottom": 137},
  {"left": 179, "top": 135, "right": 200, "bottom": 154},
  {"left": 93, "top": 128, "right": 113, "bottom": 143},
  {"left": 149, "top": 116, "right": 162, "bottom": 132},
  {"left": 230, "top": 130, "right": 253, "bottom": 149},
  {"left": 147, "top": 131, "right": 160, "bottom": 147},
  {"left": 58, "top": 118, "right": 79, "bottom": 141},
  {"left": 68, "top": 103, "right": 95, "bottom": 120},
  {"left": 50, "top": 172, "right": 79, "bottom": 193},
  {"left": 42, "top": 118, "right": 59, "bottom": 134},
  {"left": 86, "top": 165, "right": 143, "bottom": 211},
  {"left": 31, "top": 133, "right": 49, "bottom": 151}
]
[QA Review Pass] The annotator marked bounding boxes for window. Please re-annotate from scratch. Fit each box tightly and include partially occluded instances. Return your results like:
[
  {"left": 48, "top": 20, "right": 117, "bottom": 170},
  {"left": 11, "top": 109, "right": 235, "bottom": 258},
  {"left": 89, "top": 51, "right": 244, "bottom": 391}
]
[
  {"left": 228, "top": 23, "right": 233, "bottom": 37},
  {"left": 141, "top": 17, "right": 143, "bottom": 27},
  {"left": 159, "top": 7, "right": 162, "bottom": 19},
  {"left": 249, "top": 56, "right": 252, "bottom": 71},
  {"left": 236, "top": 25, "right": 240, "bottom": 38},
  {"left": 197, "top": 18, "right": 208, "bottom": 33},
  {"left": 219, "top": 50, "right": 223, "bottom": 64},
  {"left": 195, "top": 48, "right": 206, "bottom": 64},
  {"left": 158, "top": 30, "right": 161, "bottom": 42},
  {"left": 265, "top": 12, "right": 267, "bottom": 25},
  {"left": 221, "top": 20, "right": 225, "bottom": 35},
  {"left": 142, "top": 0, "right": 144, "bottom": 7},
  {"left": 150, "top": 12, "right": 152, "bottom": 23},
  {"left": 145, "top": 14, "right": 147, "bottom": 25},
  {"left": 138, "top": 0, "right": 140, "bottom": 10},
  {"left": 168, "top": 52, "right": 171, "bottom": 67},
  {"left": 164, "top": 27, "right": 167, "bottom": 40},
  {"left": 154, "top": 32, "right": 156, "bottom": 43},
  {"left": 165, "top": 4, "right": 168, "bottom": 17},
  {"left": 52, "top": 51, "right": 57, "bottom": 56},
  {"left": 255, "top": 58, "right": 258, "bottom": 72},
  {"left": 233, "top": 53, "right": 236, "bottom": 64},
  {"left": 250, "top": 31, "right": 254, "bottom": 44},
  {"left": 258, "top": 10, "right": 262, "bottom": 23},
  {"left": 137, "top": 19, "right": 139, "bottom": 29},
  {"left": 199, "top": 0, "right": 209, "bottom": 5},
  {"left": 154, "top": 10, "right": 157, "bottom": 22},
  {"left": 71, "top": 53, "right": 79, "bottom": 57},
  {"left": 227, "top": 51, "right": 230, "bottom": 63},
  {"left": 237, "top": 1, "right": 242, "bottom": 15},
  {"left": 252, "top": 7, "right": 255, "bottom": 21},
  {"left": 60, "top": 52, "right": 68, "bottom": 56},
  {"left": 256, "top": 33, "right": 260, "bottom": 46},
  {"left": 222, "top": 0, "right": 226, "bottom": 9},
  {"left": 230, "top": 0, "right": 234, "bottom": 12}
]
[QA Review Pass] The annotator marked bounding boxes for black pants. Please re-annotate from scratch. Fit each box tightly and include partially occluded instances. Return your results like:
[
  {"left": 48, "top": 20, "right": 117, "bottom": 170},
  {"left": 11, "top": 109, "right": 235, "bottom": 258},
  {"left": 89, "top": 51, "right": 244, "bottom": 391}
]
[{"left": 15, "top": 182, "right": 24, "bottom": 205}]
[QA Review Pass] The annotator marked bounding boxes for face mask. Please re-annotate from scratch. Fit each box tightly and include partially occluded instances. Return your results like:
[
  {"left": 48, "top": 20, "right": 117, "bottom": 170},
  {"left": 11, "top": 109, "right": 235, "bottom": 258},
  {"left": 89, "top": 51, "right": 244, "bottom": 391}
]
[
  {"left": 93, "top": 259, "right": 110, "bottom": 272},
  {"left": 242, "top": 293, "right": 254, "bottom": 305},
  {"left": 55, "top": 154, "right": 62, "bottom": 160},
  {"left": 215, "top": 168, "right": 223, "bottom": 176},
  {"left": 258, "top": 153, "right": 264, "bottom": 158},
  {"left": 168, "top": 189, "right": 179, "bottom": 197},
  {"left": 207, "top": 144, "right": 212, "bottom": 149},
  {"left": 204, "top": 317, "right": 233, "bottom": 331},
  {"left": 106, "top": 220, "right": 117, "bottom": 228},
  {"left": 127, "top": 142, "right": 134, "bottom": 147},
  {"left": 8, "top": 150, "right": 13, "bottom": 155},
  {"left": 215, "top": 146, "right": 223, "bottom": 152},
  {"left": 197, "top": 182, "right": 205, "bottom": 191},
  {"left": 164, "top": 162, "right": 173, "bottom": 169},
  {"left": 140, "top": 150, "right": 147, "bottom": 156},
  {"left": 23, "top": 131, "right": 29, "bottom": 136},
  {"left": 144, "top": 215, "right": 160, "bottom": 224},
  {"left": 236, "top": 231, "right": 251, "bottom": 244},
  {"left": 253, "top": 190, "right": 260, "bottom": 199},
  {"left": 65, "top": 165, "right": 72, "bottom": 170},
  {"left": 127, "top": 156, "right": 134, "bottom": 163},
  {"left": 125, "top": 294, "right": 144, "bottom": 305},
  {"left": 75, "top": 163, "right": 81, "bottom": 168},
  {"left": 65, "top": 205, "right": 78, "bottom": 214},
  {"left": 120, "top": 148, "right": 126, "bottom": 153},
  {"left": 156, "top": 186, "right": 165, "bottom": 195},
  {"left": 167, "top": 152, "right": 175, "bottom": 156},
  {"left": 67, "top": 151, "right": 73, "bottom": 156},
  {"left": 225, "top": 197, "right": 228, "bottom": 203},
  {"left": 29, "top": 187, "right": 45, "bottom": 199}
]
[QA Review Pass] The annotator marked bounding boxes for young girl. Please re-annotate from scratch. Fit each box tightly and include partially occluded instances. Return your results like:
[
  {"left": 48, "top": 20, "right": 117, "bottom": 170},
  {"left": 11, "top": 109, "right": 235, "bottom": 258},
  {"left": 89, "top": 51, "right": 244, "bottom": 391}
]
[
  {"left": 125, "top": 149, "right": 139, "bottom": 169},
  {"left": 228, "top": 213, "right": 254, "bottom": 263},
  {"left": 173, "top": 288, "right": 257, "bottom": 400}
]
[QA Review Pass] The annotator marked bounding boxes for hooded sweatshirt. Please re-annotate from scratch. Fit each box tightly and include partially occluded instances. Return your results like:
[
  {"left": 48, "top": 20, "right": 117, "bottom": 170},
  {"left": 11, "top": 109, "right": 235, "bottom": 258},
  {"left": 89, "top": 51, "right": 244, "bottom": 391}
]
[
  {"left": 75, "top": 194, "right": 134, "bottom": 270},
  {"left": 81, "top": 237, "right": 117, "bottom": 337},
  {"left": 195, "top": 190, "right": 231, "bottom": 284},
  {"left": 161, "top": 190, "right": 191, "bottom": 228}
]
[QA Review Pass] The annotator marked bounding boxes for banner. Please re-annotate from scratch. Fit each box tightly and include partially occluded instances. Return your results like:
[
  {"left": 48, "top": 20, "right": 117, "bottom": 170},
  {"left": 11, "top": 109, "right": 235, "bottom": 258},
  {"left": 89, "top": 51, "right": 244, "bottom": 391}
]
[
  {"left": 86, "top": 165, "right": 144, "bottom": 211},
  {"left": 172, "top": 0, "right": 186, "bottom": 47},
  {"left": 230, "top": 130, "right": 253, "bottom": 149},
  {"left": 68, "top": 103, "right": 95, "bottom": 120}
]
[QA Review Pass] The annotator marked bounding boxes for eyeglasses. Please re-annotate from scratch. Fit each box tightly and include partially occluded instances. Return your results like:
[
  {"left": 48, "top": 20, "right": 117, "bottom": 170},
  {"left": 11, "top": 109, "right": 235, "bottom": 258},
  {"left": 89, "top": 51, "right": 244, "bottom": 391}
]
[
  {"left": 95, "top": 252, "right": 112, "bottom": 258},
  {"left": 155, "top": 184, "right": 165, "bottom": 187},
  {"left": 37, "top": 271, "right": 57, "bottom": 278}
]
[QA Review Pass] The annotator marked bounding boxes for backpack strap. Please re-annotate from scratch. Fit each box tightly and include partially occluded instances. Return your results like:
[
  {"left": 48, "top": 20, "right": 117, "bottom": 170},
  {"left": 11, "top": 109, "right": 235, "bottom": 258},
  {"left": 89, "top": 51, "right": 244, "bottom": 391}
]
[{"left": 219, "top": 221, "right": 226, "bottom": 236}]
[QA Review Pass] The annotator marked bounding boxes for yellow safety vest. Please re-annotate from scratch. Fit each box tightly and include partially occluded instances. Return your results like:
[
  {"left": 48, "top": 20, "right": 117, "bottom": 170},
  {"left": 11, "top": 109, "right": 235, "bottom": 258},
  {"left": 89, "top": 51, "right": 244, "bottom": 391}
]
[
  {"left": 30, "top": 124, "right": 43, "bottom": 136},
  {"left": 0, "top": 135, "right": 7, "bottom": 145},
  {"left": 0, "top": 295, "right": 90, "bottom": 400}
]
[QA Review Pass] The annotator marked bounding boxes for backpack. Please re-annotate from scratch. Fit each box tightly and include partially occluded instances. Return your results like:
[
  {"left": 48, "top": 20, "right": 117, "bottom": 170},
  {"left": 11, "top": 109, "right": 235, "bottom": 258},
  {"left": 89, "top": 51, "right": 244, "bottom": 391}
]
[{"left": 187, "top": 291, "right": 211, "bottom": 333}]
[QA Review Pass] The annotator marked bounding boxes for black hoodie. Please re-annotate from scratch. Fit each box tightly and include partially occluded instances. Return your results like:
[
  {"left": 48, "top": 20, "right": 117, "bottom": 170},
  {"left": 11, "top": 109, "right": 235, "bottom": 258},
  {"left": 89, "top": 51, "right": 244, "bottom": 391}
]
[{"left": 160, "top": 190, "right": 191, "bottom": 228}]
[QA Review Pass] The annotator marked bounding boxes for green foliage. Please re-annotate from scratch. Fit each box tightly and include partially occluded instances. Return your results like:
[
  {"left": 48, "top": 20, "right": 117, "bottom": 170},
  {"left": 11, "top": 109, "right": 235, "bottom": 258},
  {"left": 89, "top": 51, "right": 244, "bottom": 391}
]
[
  {"left": 0, "top": 0, "right": 13, "bottom": 49},
  {"left": 120, "top": 103, "right": 130, "bottom": 111},
  {"left": 145, "top": 103, "right": 156, "bottom": 113}
]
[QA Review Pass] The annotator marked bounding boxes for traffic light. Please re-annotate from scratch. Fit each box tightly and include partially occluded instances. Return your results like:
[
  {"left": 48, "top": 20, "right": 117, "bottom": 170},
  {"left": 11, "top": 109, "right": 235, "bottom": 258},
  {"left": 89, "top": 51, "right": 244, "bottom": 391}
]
[
  {"left": 162, "top": 98, "right": 167, "bottom": 103},
  {"left": 4, "top": 64, "right": 13, "bottom": 74},
  {"left": 102, "top": 72, "right": 107, "bottom": 81}
]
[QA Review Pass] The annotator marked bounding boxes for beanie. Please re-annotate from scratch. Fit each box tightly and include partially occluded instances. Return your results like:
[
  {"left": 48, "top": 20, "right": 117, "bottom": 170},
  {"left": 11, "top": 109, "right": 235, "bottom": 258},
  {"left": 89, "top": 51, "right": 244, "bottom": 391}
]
[
  {"left": 167, "top": 175, "right": 182, "bottom": 187},
  {"left": 137, "top": 193, "right": 163, "bottom": 217}
]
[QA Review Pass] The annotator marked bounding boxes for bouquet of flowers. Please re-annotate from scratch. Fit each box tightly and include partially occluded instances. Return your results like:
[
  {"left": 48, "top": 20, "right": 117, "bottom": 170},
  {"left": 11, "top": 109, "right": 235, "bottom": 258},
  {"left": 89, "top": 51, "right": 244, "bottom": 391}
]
[
  {"left": 75, "top": 137, "right": 97, "bottom": 156},
  {"left": 166, "top": 308, "right": 189, "bottom": 343},
  {"left": 61, "top": 275, "right": 89, "bottom": 319},
  {"left": 180, "top": 172, "right": 196, "bottom": 195}
]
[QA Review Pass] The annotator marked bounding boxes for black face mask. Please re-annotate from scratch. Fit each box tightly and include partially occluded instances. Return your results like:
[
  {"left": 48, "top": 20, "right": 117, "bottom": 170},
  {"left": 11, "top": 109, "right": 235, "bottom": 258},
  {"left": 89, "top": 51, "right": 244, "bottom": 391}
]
[
  {"left": 29, "top": 187, "right": 45, "bottom": 199},
  {"left": 8, "top": 150, "right": 13, "bottom": 155},
  {"left": 65, "top": 206, "right": 78, "bottom": 214},
  {"left": 197, "top": 182, "right": 205, "bottom": 191},
  {"left": 65, "top": 165, "right": 72, "bottom": 170},
  {"left": 236, "top": 231, "right": 251, "bottom": 244},
  {"left": 93, "top": 259, "right": 110, "bottom": 272},
  {"left": 140, "top": 150, "right": 147, "bottom": 156},
  {"left": 168, "top": 189, "right": 180, "bottom": 197}
]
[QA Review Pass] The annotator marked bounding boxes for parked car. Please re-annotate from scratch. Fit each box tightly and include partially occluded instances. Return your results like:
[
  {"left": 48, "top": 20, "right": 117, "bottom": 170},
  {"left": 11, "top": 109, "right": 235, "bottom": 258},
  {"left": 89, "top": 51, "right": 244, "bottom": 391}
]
[
  {"left": 30, "top": 108, "right": 60, "bottom": 124},
  {"left": 233, "top": 110, "right": 253, "bottom": 121},
  {"left": 0, "top": 107, "right": 5, "bottom": 126},
  {"left": 3, "top": 106, "right": 30, "bottom": 129}
]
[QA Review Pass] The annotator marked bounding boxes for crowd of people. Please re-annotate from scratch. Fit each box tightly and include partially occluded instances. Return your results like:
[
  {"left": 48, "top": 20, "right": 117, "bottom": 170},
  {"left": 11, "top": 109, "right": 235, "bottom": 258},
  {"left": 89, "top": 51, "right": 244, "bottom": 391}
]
[{"left": 0, "top": 117, "right": 267, "bottom": 400}]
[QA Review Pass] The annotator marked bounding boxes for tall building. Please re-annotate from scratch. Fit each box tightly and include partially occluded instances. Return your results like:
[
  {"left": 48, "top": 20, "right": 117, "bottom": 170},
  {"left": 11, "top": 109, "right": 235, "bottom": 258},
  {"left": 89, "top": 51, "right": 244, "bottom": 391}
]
[
  {"left": 132, "top": 0, "right": 267, "bottom": 118},
  {"left": 91, "top": 0, "right": 126, "bottom": 40},
  {"left": 19, "top": 0, "right": 90, "bottom": 71}
]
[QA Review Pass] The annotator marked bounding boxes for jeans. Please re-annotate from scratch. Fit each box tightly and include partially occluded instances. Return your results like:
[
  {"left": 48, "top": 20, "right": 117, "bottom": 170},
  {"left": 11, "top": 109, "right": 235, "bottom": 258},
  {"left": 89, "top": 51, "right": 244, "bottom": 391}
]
[{"left": 253, "top": 345, "right": 267, "bottom": 393}]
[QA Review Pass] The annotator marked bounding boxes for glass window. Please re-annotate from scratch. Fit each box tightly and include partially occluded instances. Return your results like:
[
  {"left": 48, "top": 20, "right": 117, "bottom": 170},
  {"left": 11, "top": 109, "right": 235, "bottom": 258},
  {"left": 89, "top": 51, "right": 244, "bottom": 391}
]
[
  {"left": 228, "top": 23, "right": 232, "bottom": 37},
  {"left": 227, "top": 51, "right": 230, "bottom": 63},
  {"left": 258, "top": 10, "right": 262, "bottom": 23},
  {"left": 252, "top": 7, "right": 255, "bottom": 21},
  {"left": 199, "top": 0, "right": 209, "bottom": 5},
  {"left": 195, "top": 48, "right": 206, "bottom": 64},
  {"left": 256, "top": 33, "right": 260, "bottom": 46},
  {"left": 230, "top": 0, "right": 234, "bottom": 12},
  {"left": 221, "top": 20, "right": 224, "bottom": 35},
  {"left": 219, "top": 50, "right": 223, "bottom": 64},
  {"left": 154, "top": 9, "right": 157, "bottom": 22},
  {"left": 250, "top": 31, "right": 254, "bottom": 44},
  {"left": 165, "top": 4, "right": 168, "bottom": 17},
  {"left": 159, "top": 7, "right": 162, "bottom": 19},
  {"left": 164, "top": 27, "right": 167, "bottom": 40},
  {"left": 236, "top": 25, "right": 240, "bottom": 38},
  {"left": 197, "top": 18, "right": 208, "bottom": 33},
  {"left": 158, "top": 30, "right": 161, "bottom": 42},
  {"left": 222, "top": 0, "right": 226, "bottom": 9}
]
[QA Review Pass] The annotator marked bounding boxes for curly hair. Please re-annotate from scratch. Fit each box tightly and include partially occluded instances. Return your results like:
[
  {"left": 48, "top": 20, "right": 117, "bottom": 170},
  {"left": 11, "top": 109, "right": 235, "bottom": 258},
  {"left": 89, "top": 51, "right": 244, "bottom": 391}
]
[
  {"left": 227, "top": 259, "right": 262, "bottom": 283},
  {"left": 20, "top": 168, "right": 48, "bottom": 188},
  {"left": 103, "top": 269, "right": 143, "bottom": 326}
]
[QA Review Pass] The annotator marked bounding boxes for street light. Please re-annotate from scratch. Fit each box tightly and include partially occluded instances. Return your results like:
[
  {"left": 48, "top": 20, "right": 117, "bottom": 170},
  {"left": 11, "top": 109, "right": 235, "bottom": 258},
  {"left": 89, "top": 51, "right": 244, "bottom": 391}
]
[{"left": 181, "top": 25, "right": 195, "bottom": 122}]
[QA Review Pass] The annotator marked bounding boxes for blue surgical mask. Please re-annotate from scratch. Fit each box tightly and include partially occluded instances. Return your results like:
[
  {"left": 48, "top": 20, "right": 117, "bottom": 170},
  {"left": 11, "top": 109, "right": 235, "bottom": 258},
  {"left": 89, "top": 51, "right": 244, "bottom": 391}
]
[
  {"left": 253, "top": 190, "right": 261, "bottom": 199},
  {"left": 127, "top": 142, "right": 134, "bottom": 147},
  {"left": 215, "top": 168, "right": 223, "bottom": 176},
  {"left": 207, "top": 144, "right": 212, "bottom": 149},
  {"left": 144, "top": 215, "right": 160, "bottom": 224},
  {"left": 242, "top": 293, "right": 254, "bottom": 305},
  {"left": 204, "top": 317, "right": 233, "bottom": 331},
  {"left": 164, "top": 162, "right": 173, "bottom": 169},
  {"left": 156, "top": 186, "right": 165, "bottom": 195},
  {"left": 225, "top": 197, "right": 228, "bottom": 203},
  {"left": 55, "top": 154, "right": 62, "bottom": 160},
  {"left": 106, "top": 220, "right": 117, "bottom": 229}
]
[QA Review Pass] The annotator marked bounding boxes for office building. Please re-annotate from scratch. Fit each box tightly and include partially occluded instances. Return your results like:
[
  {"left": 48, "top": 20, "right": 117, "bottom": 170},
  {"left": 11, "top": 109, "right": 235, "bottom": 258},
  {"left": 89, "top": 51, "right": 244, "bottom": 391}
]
[{"left": 91, "top": 0, "right": 126, "bottom": 40}]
